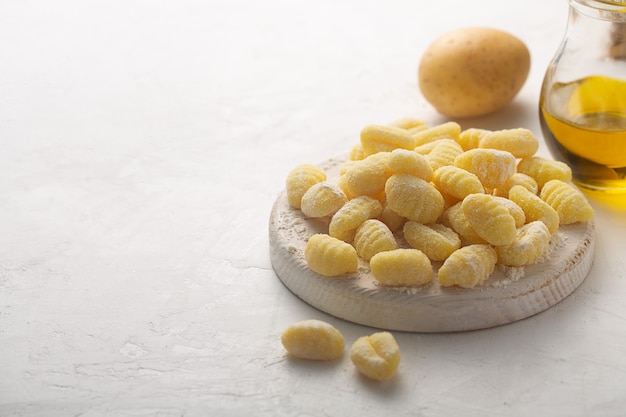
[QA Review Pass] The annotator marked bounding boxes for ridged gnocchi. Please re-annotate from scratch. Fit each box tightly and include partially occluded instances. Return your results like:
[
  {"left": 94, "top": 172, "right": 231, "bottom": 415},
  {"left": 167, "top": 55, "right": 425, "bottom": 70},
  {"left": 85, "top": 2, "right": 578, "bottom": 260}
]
[
  {"left": 438, "top": 244, "right": 498, "bottom": 288},
  {"left": 495, "top": 221, "right": 551, "bottom": 267},
  {"left": 432, "top": 165, "right": 484, "bottom": 200},
  {"left": 329, "top": 196, "right": 383, "bottom": 242},
  {"left": 455, "top": 148, "right": 516, "bottom": 190},
  {"left": 286, "top": 164, "right": 327, "bottom": 209},
  {"left": 403, "top": 222, "right": 461, "bottom": 261},
  {"left": 360, "top": 125, "right": 416, "bottom": 155},
  {"left": 540, "top": 179, "right": 594, "bottom": 224},
  {"left": 370, "top": 248, "right": 433, "bottom": 287},
  {"left": 462, "top": 193, "right": 517, "bottom": 246},
  {"left": 350, "top": 332, "right": 401, "bottom": 381},
  {"left": 517, "top": 156, "right": 573, "bottom": 189},
  {"left": 301, "top": 181, "right": 348, "bottom": 218},
  {"left": 385, "top": 174, "right": 444, "bottom": 224},
  {"left": 284, "top": 117, "right": 594, "bottom": 291},
  {"left": 354, "top": 219, "right": 397, "bottom": 261}
]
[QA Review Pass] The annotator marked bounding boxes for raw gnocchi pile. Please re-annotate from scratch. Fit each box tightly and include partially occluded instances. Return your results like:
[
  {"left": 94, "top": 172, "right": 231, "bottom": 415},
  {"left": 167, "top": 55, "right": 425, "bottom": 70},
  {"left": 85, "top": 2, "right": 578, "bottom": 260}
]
[{"left": 285, "top": 117, "right": 594, "bottom": 289}]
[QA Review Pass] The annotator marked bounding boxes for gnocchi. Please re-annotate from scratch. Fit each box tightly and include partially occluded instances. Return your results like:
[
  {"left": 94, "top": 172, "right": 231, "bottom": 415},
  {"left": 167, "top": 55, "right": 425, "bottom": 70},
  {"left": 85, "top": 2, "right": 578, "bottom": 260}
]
[
  {"left": 304, "top": 234, "right": 358, "bottom": 277},
  {"left": 284, "top": 117, "right": 594, "bottom": 291},
  {"left": 517, "top": 156, "right": 573, "bottom": 189},
  {"left": 438, "top": 244, "right": 498, "bottom": 288},
  {"left": 281, "top": 320, "right": 345, "bottom": 360},
  {"left": 403, "top": 222, "right": 461, "bottom": 262},
  {"left": 286, "top": 164, "right": 327, "bottom": 209},
  {"left": 329, "top": 196, "right": 383, "bottom": 242},
  {"left": 454, "top": 148, "right": 516, "bottom": 190},
  {"left": 301, "top": 181, "right": 348, "bottom": 219},
  {"left": 370, "top": 248, "right": 433, "bottom": 287},
  {"left": 540, "top": 179, "right": 595, "bottom": 224},
  {"left": 385, "top": 174, "right": 444, "bottom": 224},
  {"left": 350, "top": 332, "right": 401, "bottom": 381},
  {"left": 354, "top": 219, "right": 397, "bottom": 261},
  {"left": 462, "top": 193, "right": 517, "bottom": 246}
]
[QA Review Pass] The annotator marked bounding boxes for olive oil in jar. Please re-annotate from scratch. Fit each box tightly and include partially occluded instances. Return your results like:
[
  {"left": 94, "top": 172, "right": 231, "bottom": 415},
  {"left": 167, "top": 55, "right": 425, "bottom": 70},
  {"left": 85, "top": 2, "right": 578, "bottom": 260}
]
[{"left": 540, "top": 75, "right": 626, "bottom": 197}]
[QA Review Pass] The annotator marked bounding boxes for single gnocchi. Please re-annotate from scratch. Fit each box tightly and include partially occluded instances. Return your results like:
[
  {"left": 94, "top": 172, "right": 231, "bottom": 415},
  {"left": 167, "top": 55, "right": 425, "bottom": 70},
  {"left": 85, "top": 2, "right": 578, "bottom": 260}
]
[
  {"left": 495, "top": 221, "right": 551, "bottom": 267},
  {"left": 388, "top": 148, "right": 433, "bottom": 180},
  {"left": 508, "top": 185, "right": 560, "bottom": 234},
  {"left": 441, "top": 202, "right": 487, "bottom": 245},
  {"left": 370, "top": 248, "right": 433, "bottom": 287},
  {"left": 462, "top": 193, "right": 517, "bottom": 246},
  {"left": 350, "top": 332, "right": 401, "bottom": 381},
  {"left": 301, "top": 181, "right": 348, "bottom": 218},
  {"left": 286, "top": 164, "right": 327, "bottom": 209},
  {"left": 517, "top": 156, "right": 573, "bottom": 189},
  {"left": 354, "top": 219, "right": 398, "bottom": 261},
  {"left": 493, "top": 172, "right": 538, "bottom": 198},
  {"left": 412, "top": 121, "right": 461, "bottom": 146},
  {"left": 385, "top": 174, "right": 444, "bottom": 224},
  {"left": 425, "top": 139, "right": 464, "bottom": 172},
  {"left": 329, "top": 196, "right": 383, "bottom": 242},
  {"left": 540, "top": 179, "right": 594, "bottom": 224},
  {"left": 432, "top": 165, "right": 484, "bottom": 200},
  {"left": 478, "top": 128, "right": 539, "bottom": 158},
  {"left": 403, "top": 222, "right": 461, "bottom": 261},
  {"left": 281, "top": 320, "right": 345, "bottom": 361},
  {"left": 343, "top": 152, "right": 392, "bottom": 197},
  {"left": 360, "top": 125, "right": 416, "bottom": 155},
  {"left": 438, "top": 244, "right": 498, "bottom": 288},
  {"left": 304, "top": 234, "right": 358, "bottom": 277},
  {"left": 454, "top": 148, "right": 516, "bottom": 190}
]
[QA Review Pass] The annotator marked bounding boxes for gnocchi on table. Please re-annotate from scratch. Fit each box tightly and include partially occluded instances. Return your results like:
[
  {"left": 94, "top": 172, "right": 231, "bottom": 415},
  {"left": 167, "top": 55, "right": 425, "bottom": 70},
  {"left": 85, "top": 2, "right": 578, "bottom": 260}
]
[{"left": 284, "top": 116, "right": 594, "bottom": 288}]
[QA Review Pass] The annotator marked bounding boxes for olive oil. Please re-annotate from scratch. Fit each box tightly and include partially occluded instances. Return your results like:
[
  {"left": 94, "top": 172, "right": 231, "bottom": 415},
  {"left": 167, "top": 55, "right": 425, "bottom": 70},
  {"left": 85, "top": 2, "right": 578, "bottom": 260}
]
[{"left": 540, "top": 75, "right": 626, "bottom": 199}]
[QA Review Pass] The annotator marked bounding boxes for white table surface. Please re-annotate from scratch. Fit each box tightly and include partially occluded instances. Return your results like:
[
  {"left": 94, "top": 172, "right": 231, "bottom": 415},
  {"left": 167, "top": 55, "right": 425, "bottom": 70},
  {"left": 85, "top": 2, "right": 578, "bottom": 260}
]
[{"left": 2, "top": 1, "right": 626, "bottom": 416}]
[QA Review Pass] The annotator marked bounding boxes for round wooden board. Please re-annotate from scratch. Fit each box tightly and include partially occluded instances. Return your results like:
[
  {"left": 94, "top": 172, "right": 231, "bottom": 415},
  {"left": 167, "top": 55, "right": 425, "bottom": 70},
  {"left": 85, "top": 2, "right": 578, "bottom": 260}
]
[{"left": 269, "top": 156, "right": 595, "bottom": 333}]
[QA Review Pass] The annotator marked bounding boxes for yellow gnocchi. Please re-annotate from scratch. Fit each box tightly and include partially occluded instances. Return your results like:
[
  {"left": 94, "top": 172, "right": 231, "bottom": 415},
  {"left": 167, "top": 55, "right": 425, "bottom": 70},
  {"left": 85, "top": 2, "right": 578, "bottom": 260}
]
[
  {"left": 508, "top": 185, "right": 560, "bottom": 234},
  {"left": 343, "top": 152, "right": 392, "bottom": 197},
  {"left": 286, "top": 164, "right": 327, "bottom": 209},
  {"left": 304, "top": 234, "right": 358, "bottom": 277},
  {"left": 438, "top": 244, "right": 498, "bottom": 288},
  {"left": 457, "top": 128, "right": 488, "bottom": 151},
  {"left": 360, "top": 125, "right": 416, "bottom": 155},
  {"left": 403, "top": 222, "right": 461, "bottom": 261},
  {"left": 388, "top": 148, "right": 433, "bottom": 180},
  {"left": 454, "top": 148, "right": 516, "bottom": 190},
  {"left": 387, "top": 116, "right": 428, "bottom": 131},
  {"left": 540, "top": 179, "right": 595, "bottom": 224},
  {"left": 462, "top": 193, "right": 517, "bottom": 246},
  {"left": 329, "top": 196, "right": 383, "bottom": 242},
  {"left": 412, "top": 121, "right": 461, "bottom": 146},
  {"left": 479, "top": 128, "right": 539, "bottom": 158},
  {"left": 385, "top": 174, "right": 444, "bottom": 224},
  {"left": 493, "top": 172, "right": 539, "bottom": 198},
  {"left": 370, "top": 248, "right": 433, "bottom": 287},
  {"left": 432, "top": 165, "right": 484, "bottom": 200},
  {"left": 378, "top": 202, "right": 407, "bottom": 232},
  {"left": 300, "top": 181, "right": 348, "bottom": 218},
  {"left": 425, "top": 139, "right": 464, "bottom": 172},
  {"left": 281, "top": 320, "right": 345, "bottom": 361},
  {"left": 517, "top": 156, "right": 573, "bottom": 189},
  {"left": 441, "top": 202, "right": 487, "bottom": 245},
  {"left": 354, "top": 219, "right": 398, "bottom": 261},
  {"left": 350, "top": 332, "right": 401, "bottom": 381},
  {"left": 495, "top": 221, "right": 551, "bottom": 267}
]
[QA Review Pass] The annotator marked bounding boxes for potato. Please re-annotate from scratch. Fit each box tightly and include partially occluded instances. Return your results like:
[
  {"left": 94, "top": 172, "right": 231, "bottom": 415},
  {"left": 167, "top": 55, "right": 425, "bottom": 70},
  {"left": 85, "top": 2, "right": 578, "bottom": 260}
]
[{"left": 418, "top": 27, "right": 530, "bottom": 118}]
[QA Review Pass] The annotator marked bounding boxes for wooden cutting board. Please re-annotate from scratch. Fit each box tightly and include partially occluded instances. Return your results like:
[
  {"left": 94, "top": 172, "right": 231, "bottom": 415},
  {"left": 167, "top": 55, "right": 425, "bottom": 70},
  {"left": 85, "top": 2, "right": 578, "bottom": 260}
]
[{"left": 269, "top": 156, "right": 595, "bottom": 332}]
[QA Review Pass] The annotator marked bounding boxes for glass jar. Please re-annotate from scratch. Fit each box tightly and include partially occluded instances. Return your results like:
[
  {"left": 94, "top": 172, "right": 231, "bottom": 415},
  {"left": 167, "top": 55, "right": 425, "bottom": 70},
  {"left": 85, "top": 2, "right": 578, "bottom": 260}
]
[{"left": 540, "top": 0, "right": 626, "bottom": 201}]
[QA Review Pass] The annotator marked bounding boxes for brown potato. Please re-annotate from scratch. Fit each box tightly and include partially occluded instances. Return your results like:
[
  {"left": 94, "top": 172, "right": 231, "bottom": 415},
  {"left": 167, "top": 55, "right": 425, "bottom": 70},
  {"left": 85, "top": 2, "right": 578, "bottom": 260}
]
[{"left": 418, "top": 27, "right": 530, "bottom": 118}]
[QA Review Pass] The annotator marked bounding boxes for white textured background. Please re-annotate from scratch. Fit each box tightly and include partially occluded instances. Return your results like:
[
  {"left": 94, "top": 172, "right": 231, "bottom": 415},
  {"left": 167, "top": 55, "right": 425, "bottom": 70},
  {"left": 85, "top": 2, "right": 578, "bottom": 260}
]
[{"left": 1, "top": 1, "right": 626, "bottom": 416}]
